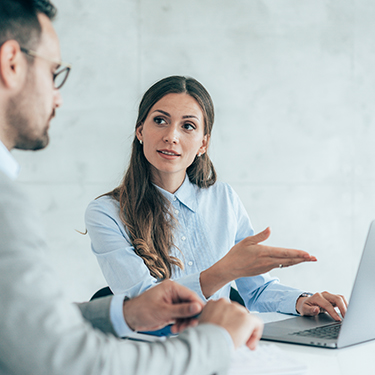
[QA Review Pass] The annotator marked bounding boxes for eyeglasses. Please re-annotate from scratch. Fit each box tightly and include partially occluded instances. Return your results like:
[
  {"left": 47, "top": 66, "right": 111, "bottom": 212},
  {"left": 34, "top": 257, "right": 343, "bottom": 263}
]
[{"left": 20, "top": 47, "right": 71, "bottom": 90}]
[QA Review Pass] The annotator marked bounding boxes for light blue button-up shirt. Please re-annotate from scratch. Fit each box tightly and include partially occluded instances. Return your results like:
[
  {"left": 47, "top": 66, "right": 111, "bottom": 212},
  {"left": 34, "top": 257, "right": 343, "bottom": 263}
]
[{"left": 86, "top": 174, "right": 304, "bottom": 315}]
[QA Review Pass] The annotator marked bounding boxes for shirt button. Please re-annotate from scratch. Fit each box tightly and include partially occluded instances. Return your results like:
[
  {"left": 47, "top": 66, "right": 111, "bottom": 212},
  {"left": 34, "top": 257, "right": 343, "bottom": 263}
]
[
  {"left": 174, "top": 209, "right": 179, "bottom": 215},
  {"left": 181, "top": 236, "right": 186, "bottom": 241},
  {"left": 188, "top": 261, "right": 193, "bottom": 266},
  {"left": 173, "top": 196, "right": 177, "bottom": 201}
]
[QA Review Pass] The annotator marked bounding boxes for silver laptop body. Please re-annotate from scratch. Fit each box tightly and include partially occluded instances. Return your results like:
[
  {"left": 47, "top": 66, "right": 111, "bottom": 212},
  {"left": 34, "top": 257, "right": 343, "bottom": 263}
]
[{"left": 261, "top": 220, "right": 375, "bottom": 349}]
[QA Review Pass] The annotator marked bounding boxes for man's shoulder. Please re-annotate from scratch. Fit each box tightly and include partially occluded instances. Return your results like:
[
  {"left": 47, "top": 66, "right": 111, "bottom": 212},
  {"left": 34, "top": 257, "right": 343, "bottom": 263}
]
[
  {"left": 0, "top": 171, "right": 29, "bottom": 207},
  {"left": 0, "top": 171, "right": 41, "bottom": 242},
  {"left": 0, "top": 169, "right": 15, "bottom": 187}
]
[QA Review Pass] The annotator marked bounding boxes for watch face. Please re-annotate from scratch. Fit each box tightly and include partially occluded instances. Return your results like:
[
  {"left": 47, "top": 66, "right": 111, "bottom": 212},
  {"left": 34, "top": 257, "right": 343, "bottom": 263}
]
[{"left": 301, "top": 293, "right": 313, "bottom": 298}]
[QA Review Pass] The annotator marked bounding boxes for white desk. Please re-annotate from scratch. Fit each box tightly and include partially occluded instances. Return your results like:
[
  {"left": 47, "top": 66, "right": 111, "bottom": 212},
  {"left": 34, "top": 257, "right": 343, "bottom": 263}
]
[
  {"left": 257, "top": 313, "right": 375, "bottom": 375},
  {"left": 125, "top": 313, "right": 375, "bottom": 374},
  {"left": 261, "top": 340, "right": 375, "bottom": 375}
]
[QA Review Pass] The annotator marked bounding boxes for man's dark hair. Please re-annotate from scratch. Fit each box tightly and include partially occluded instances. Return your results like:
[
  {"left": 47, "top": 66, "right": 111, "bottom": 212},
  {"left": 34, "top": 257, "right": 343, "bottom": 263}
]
[{"left": 0, "top": 0, "right": 57, "bottom": 50}]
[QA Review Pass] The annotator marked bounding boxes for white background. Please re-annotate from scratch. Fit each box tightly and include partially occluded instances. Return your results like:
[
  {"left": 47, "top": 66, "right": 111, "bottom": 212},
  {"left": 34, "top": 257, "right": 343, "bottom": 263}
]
[{"left": 13, "top": 0, "right": 375, "bottom": 303}]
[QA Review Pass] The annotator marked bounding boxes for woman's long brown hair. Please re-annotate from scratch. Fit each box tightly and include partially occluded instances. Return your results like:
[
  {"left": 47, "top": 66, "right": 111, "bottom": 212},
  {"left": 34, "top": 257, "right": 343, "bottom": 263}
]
[{"left": 105, "top": 76, "right": 217, "bottom": 279}]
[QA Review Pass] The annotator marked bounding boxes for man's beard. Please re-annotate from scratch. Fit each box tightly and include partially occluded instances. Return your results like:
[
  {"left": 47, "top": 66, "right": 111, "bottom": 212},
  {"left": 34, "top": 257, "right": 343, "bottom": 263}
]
[
  {"left": 13, "top": 117, "right": 50, "bottom": 151},
  {"left": 5, "top": 72, "right": 51, "bottom": 151}
]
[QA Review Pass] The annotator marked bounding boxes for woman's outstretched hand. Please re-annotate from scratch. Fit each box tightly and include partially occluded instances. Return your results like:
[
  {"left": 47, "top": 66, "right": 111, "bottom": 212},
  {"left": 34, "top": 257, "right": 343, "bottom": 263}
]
[
  {"left": 222, "top": 227, "right": 317, "bottom": 279},
  {"left": 200, "top": 227, "right": 317, "bottom": 298}
]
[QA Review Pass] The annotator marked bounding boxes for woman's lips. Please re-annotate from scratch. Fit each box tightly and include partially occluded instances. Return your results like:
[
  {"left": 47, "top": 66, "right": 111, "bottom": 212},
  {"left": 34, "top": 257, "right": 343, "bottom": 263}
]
[{"left": 157, "top": 149, "right": 181, "bottom": 159}]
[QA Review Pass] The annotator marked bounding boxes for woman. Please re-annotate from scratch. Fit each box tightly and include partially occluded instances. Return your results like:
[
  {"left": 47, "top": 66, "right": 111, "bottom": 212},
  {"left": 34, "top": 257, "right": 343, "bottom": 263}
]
[{"left": 85, "top": 76, "right": 346, "bottom": 320}]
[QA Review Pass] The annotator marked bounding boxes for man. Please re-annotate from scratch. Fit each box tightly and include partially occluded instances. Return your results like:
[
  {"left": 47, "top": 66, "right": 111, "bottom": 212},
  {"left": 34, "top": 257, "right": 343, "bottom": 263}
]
[{"left": 0, "top": 1, "right": 263, "bottom": 375}]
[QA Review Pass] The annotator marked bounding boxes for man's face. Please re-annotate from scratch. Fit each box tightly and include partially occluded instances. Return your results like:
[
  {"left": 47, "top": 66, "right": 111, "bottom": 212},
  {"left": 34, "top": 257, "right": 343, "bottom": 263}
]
[{"left": 6, "top": 13, "right": 62, "bottom": 151}]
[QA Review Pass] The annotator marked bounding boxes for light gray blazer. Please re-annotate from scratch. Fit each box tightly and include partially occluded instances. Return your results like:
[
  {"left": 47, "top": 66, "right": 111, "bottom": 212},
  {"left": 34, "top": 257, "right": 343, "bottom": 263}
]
[{"left": 0, "top": 171, "right": 231, "bottom": 375}]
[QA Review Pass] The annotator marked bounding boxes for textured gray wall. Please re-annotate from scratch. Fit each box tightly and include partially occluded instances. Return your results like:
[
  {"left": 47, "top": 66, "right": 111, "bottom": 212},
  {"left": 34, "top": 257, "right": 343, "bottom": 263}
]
[{"left": 12, "top": 0, "right": 375, "bottom": 302}]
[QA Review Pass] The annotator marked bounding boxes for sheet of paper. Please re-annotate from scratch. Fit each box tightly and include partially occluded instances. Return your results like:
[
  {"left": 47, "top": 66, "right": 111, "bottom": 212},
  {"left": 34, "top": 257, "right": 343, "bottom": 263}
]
[{"left": 229, "top": 344, "right": 307, "bottom": 375}]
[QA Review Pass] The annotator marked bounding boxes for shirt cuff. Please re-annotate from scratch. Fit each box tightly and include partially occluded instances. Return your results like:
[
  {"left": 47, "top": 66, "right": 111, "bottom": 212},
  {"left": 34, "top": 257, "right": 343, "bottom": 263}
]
[
  {"left": 277, "top": 289, "right": 306, "bottom": 315},
  {"left": 175, "top": 272, "right": 208, "bottom": 302},
  {"left": 109, "top": 293, "right": 134, "bottom": 337}
]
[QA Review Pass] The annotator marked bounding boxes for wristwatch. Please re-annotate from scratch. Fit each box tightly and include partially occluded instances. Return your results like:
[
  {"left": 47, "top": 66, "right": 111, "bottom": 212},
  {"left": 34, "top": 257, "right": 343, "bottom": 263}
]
[
  {"left": 296, "top": 292, "right": 313, "bottom": 314},
  {"left": 299, "top": 292, "right": 313, "bottom": 298}
]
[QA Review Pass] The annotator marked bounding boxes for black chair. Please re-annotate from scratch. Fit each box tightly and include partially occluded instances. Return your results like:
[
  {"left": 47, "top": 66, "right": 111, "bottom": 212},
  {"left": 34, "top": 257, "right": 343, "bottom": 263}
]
[
  {"left": 91, "top": 285, "right": 245, "bottom": 307},
  {"left": 229, "top": 287, "right": 245, "bottom": 307},
  {"left": 90, "top": 286, "right": 113, "bottom": 301}
]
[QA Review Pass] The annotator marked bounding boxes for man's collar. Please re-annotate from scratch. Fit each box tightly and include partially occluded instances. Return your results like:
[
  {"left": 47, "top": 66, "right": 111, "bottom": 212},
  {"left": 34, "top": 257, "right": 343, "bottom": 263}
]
[
  {"left": 154, "top": 174, "right": 197, "bottom": 212},
  {"left": 0, "top": 140, "right": 20, "bottom": 180}
]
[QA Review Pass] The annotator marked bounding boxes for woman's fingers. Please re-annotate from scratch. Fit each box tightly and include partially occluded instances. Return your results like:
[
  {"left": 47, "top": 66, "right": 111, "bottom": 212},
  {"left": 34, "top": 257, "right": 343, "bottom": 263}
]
[
  {"left": 321, "top": 292, "right": 348, "bottom": 318},
  {"left": 263, "top": 246, "right": 317, "bottom": 261},
  {"left": 272, "top": 256, "right": 317, "bottom": 269},
  {"left": 246, "top": 227, "right": 272, "bottom": 245},
  {"left": 259, "top": 246, "right": 317, "bottom": 270},
  {"left": 298, "top": 292, "right": 348, "bottom": 321},
  {"left": 231, "top": 231, "right": 317, "bottom": 278}
]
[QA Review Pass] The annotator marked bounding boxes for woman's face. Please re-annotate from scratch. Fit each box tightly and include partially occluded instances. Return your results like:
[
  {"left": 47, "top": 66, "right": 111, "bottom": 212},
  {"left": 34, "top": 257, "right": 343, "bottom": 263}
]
[{"left": 137, "top": 93, "right": 208, "bottom": 190}]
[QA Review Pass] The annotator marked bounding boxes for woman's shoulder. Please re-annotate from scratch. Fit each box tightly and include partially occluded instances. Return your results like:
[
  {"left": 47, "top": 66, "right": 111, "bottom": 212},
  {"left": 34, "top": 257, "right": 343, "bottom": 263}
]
[
  {"left": 196, "top": 180, "right": 240, "bottom": 206},
  {"left": 85, "top": 194, "right": 121, "bottom": 220},
  {"left": 202, "top": 180, "right": 237, "bottom": 197}
]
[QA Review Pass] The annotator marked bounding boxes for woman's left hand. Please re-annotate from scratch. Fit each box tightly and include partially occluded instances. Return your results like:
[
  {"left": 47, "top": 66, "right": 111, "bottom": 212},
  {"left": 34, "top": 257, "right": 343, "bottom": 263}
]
[{"left": 296, "top": 292, "right": 348, "bottom": 321}]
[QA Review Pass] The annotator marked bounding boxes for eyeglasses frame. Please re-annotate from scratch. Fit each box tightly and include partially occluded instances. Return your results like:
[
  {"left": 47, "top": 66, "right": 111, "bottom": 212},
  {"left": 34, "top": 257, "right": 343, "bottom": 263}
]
[{"left": 20, "top": 47, "right": 71, "bottom": 90}]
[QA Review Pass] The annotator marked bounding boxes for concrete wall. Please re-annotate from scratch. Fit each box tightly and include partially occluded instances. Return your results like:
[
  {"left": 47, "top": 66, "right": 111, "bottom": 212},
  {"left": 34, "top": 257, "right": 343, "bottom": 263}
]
[{"left": 13, "top": 0, "right": 375, "bottom": 302}]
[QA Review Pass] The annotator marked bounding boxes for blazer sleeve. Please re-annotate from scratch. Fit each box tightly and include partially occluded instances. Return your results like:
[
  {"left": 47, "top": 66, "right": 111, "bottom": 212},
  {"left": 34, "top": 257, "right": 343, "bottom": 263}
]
[
  {"left": 0, "top": 174, "right": 232, "bottom": 375},
  {"left": 76, "top": 297, "right": 117, "bottom": 336}
]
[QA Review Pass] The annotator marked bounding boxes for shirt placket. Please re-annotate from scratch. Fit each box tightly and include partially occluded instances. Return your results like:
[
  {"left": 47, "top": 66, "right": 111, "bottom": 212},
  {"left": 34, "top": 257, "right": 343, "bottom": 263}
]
[{"left": 172, "top": 196, "right": 195, "bottom": 271}]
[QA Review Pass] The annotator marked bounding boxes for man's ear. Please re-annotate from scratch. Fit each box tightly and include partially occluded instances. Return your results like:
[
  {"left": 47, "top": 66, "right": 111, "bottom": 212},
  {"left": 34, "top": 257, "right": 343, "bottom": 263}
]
[{"left": 0, "top": 40, "right": 27, "bottom": 89}]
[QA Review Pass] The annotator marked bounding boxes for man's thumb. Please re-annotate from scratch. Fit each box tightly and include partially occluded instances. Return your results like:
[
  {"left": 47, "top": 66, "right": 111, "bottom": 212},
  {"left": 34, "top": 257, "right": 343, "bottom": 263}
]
[{"left": 170, "top": 302, "right": 202, "bottom": 319}]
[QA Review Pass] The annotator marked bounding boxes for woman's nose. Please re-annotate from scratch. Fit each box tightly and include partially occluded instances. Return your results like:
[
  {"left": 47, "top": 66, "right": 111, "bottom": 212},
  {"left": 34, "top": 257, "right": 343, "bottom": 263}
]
[{"left": 163, "top": 125, "right": 179, "bottom": 144}]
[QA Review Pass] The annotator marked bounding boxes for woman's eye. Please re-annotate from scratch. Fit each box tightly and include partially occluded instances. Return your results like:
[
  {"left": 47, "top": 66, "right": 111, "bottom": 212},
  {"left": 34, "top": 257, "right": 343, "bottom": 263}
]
[
  {"left": 183, "top": 123, "right": 196, "bottom": 130},
  {"left": 154, "top": 117, "right": 166, "bottom": 125}
]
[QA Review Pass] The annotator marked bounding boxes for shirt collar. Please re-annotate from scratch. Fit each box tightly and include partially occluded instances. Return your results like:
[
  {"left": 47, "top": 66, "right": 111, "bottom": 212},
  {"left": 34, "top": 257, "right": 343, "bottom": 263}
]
[
  {"left": 154, "top": 174, "right": 198, "bottom": 213},
  {"left": 0, "top": 140, "right": 20, "bottom": 180}
]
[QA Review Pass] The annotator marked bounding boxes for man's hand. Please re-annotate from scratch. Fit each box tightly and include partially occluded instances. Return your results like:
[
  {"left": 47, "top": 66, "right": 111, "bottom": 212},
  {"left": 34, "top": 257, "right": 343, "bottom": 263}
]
[
  {"left": 296, "top": 291, "right": 348, "bottom": 321},
  {"left": 123, "top": 280, "right": 204, "bottom": 334},
  {"left": 198, "top": 299, "right": 264, "bottom": 350}
]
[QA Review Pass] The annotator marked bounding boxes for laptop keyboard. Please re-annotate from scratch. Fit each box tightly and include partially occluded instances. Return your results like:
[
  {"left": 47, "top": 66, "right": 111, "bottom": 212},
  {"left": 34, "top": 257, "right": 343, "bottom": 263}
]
[{"left": 290, "top": 323, "right": 342, "bottom": 339}]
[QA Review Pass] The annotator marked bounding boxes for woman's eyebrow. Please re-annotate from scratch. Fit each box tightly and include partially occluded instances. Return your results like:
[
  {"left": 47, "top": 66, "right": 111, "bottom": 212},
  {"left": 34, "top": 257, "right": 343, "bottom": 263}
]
[
  {"left": 152, "top": 110, "right": 171, "bottom": 117},
  {"left": 182, "top": 115, "right": 199, "bottom": 120},
  {"left": 152, "top": 110, "right": 200, "bottom": 121}
]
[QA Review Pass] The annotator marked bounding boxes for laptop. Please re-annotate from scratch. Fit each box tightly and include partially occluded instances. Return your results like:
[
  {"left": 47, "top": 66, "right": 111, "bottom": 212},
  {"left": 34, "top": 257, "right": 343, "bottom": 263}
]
[{"left": 261, "top": 220, "right": 375, "bottom": 349}]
